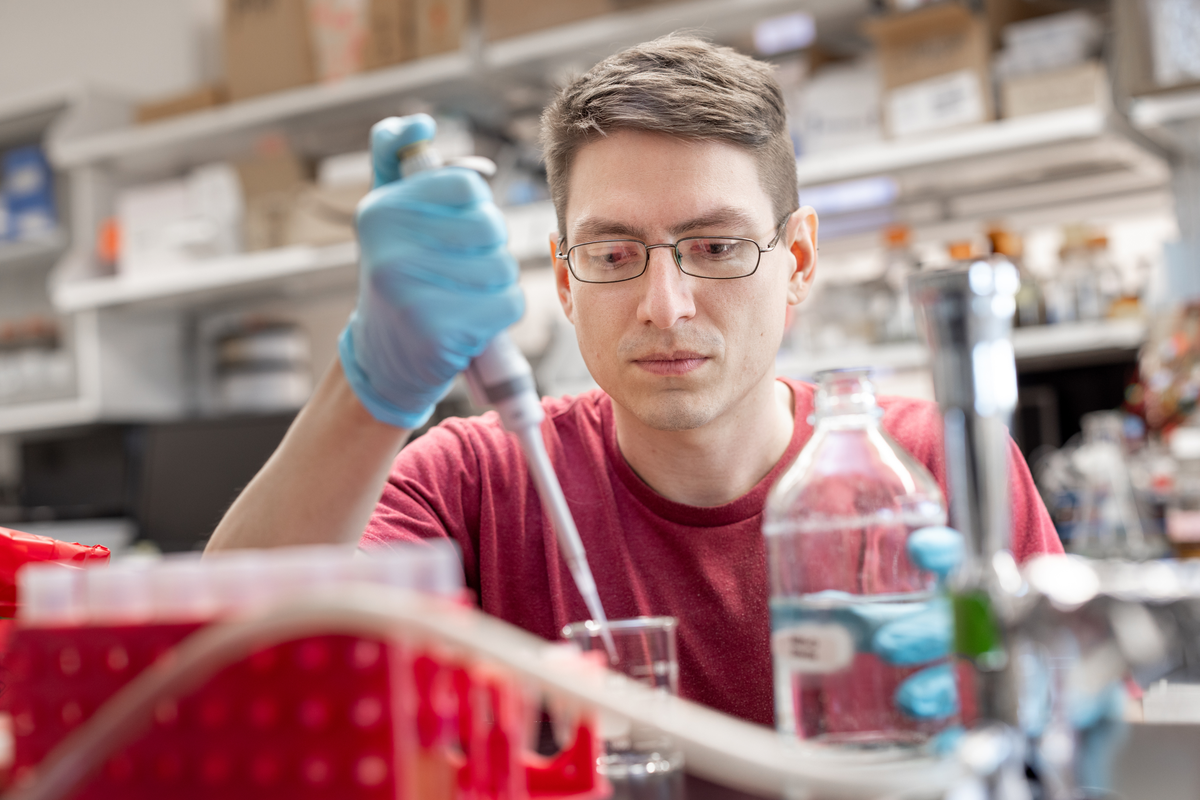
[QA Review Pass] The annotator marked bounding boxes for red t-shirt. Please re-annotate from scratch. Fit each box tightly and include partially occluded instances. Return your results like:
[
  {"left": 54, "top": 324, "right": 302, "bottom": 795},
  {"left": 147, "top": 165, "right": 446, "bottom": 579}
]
[{"left": 362, "top": 378, "right": 1061, "bottom": 726}]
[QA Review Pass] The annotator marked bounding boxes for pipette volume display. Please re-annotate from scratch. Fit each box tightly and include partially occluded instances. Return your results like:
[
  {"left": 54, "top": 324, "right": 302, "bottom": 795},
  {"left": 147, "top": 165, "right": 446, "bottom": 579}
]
[{"left": 396, "top": 136, "right": 618, "bottom": 663}]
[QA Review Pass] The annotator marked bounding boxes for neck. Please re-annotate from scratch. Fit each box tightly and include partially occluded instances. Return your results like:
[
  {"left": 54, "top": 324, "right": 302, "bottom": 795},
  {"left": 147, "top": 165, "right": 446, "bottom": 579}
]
[{"left": 613, "top": 378, "right": 796, "bottom": 507}]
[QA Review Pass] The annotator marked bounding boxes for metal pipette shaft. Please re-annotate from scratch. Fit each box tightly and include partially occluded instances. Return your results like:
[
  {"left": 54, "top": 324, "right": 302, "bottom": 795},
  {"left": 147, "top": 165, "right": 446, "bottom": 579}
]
[{"left": 398, "top": 141, "right": 618, "bottom": 662}]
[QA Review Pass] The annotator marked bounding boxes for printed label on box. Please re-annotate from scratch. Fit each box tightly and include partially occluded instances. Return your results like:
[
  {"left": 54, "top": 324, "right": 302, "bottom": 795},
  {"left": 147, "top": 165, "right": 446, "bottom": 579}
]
[
  {"left": 887, "top": 69, "right": 985, "bottom": 138},
  {"left": 772, "top": 623, "right": 855, "bottom": 674}
]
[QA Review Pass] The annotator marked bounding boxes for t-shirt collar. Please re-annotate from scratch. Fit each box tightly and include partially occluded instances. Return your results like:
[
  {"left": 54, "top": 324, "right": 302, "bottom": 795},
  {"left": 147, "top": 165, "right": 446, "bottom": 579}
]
[{"left": 600, "top": 379, "right": 816, "bottom": 527}]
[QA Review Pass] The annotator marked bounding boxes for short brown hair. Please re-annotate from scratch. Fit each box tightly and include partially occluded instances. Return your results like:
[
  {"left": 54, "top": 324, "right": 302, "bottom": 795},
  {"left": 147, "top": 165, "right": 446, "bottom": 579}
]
[{"left": 540, "top": 34, "right": 798, "bottom": 238}]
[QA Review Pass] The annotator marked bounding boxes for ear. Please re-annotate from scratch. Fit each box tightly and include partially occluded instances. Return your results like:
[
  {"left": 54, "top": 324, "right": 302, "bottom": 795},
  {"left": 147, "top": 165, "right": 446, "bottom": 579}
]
[
  {"left": 550, "top": 232, "right": 576, "bottom": 323},
  {"left": 785, "top": 207, "right": 818, "bottom": 306}
]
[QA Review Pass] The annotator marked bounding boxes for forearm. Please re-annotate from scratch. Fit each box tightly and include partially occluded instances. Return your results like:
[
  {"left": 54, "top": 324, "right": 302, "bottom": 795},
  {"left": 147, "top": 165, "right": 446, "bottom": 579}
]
[{"left": 205, "top": 361, "right": 411, "bottom": 553}]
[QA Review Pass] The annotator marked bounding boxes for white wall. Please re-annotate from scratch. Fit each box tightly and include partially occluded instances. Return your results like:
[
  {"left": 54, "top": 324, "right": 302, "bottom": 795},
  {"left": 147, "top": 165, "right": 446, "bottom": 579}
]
[{"left": 0, "top": 0, "right": 217, "bottom": 105}]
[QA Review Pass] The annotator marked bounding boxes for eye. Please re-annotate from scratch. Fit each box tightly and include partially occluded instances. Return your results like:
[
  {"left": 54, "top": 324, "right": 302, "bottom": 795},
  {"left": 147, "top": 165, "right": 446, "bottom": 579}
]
[
  {"left": 580, "top": 242, "right": 643, "bottom": 271},
  {"left": 683, "top": 238, "right": 743, "bottom": 260}
]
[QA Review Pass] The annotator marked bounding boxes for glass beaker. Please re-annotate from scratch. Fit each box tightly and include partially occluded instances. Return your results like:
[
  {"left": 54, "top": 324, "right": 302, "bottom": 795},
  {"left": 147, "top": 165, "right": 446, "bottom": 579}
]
[{"left": 562, "top": 617, "right": 682, "bottom": 798}]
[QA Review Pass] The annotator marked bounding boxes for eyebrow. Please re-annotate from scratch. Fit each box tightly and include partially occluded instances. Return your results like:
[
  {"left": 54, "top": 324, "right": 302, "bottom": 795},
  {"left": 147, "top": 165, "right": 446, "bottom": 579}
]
[{"left": 571, "top": 207, "right": 763, "bottom": 243}]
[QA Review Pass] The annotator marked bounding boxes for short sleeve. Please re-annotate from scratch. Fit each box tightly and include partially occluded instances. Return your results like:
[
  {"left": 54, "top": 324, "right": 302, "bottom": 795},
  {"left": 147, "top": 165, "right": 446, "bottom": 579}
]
[
  {"left": 1007, "top": 437, "right": 1063, "bottom": 562},
  {"left": 879, "top": 394, "right": 1062, "bottom": 562},
  {"left": 360, "top": 421, "right": 484, "bottom": 592}
]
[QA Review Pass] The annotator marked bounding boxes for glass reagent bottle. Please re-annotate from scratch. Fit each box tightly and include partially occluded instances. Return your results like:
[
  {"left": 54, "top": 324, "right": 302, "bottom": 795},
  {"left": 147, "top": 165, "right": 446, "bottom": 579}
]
[{"left": 763, "top": 369, "right": 951, "bottom": 749}]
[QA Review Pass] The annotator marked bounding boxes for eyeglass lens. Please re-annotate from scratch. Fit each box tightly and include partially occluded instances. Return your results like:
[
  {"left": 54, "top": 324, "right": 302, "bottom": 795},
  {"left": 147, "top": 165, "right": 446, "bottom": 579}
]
[{"left": 570, "top": 238, "right": 759, "bottom": 283}]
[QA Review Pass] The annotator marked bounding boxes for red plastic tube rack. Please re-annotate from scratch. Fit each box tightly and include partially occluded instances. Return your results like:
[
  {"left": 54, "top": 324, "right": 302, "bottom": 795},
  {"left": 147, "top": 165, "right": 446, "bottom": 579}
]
[{"left": 1, "top": 621, "right": 607, "bottom": 800}]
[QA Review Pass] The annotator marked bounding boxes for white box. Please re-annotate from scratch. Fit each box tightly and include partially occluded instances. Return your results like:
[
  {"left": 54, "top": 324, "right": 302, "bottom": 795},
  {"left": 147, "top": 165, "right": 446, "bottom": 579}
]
[
  {"left": 1001, "top": 61, "right": 1107, "bottom": 118},
  {"left": 886, "top": 69, "right": 987, "bottom": 139},
  {"left": 796, "top": 60, "right": 883, "bottom": 155},
  {"left": 117, "top": 163, "right": 244, "bottom": 275}
]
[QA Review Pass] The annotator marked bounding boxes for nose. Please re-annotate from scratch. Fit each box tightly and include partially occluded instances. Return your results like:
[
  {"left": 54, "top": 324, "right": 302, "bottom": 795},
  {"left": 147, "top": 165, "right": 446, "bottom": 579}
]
[{"left": 636, "top": 246, "right": 696, "bottom": 329}]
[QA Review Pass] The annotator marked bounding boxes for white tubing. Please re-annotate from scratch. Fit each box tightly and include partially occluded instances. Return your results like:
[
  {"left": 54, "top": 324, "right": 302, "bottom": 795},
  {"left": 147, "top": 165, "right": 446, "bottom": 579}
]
[{"left": 8, "top": 587, "right": 962, "bottom": 800}]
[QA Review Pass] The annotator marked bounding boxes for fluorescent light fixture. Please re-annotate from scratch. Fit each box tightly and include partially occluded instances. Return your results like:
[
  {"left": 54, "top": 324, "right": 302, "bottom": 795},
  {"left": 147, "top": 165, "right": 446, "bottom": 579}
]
[
  {"left": 800, "top": 176, "right": 899, "bottom": 216},
  {"left": 754, "top": 12, "right": 816, "bottom": 56}
]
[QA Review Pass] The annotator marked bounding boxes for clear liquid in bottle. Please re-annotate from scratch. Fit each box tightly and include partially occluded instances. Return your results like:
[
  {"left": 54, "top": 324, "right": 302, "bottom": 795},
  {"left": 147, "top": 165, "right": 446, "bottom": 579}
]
[{"left": 764, "top": 369, "right": 952, "bottom": 749}]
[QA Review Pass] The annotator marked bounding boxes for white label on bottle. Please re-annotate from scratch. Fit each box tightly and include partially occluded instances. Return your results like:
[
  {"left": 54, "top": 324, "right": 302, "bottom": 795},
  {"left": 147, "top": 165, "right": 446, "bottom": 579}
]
[
  {"left": 1167, "top": 509, "right": 1200, "bottom": 543},
  {"left": 772, "top": 624, "right": 855, "bottom": 674}
]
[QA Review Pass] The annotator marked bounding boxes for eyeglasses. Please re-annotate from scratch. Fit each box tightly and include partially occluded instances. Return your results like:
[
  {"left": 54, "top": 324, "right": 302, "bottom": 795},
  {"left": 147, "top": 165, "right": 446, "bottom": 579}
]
[{"left": 556, "top": 217, "right": 789, "bottom": 284}]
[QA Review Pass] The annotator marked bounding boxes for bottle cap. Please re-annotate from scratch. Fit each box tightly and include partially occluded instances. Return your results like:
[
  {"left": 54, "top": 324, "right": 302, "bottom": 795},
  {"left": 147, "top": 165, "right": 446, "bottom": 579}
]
[
  {"left": 948, "top": 241, "right": 975, "bottom": 261},
  {"left": 883, "top": 225, "right": 910, "bottom": 248}
]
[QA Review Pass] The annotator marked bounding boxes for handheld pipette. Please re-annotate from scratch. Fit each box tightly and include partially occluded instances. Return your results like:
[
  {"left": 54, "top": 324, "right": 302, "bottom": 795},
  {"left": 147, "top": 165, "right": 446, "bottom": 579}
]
[{"left": 399, "top": 140, "right": 618, "bottom": 663}]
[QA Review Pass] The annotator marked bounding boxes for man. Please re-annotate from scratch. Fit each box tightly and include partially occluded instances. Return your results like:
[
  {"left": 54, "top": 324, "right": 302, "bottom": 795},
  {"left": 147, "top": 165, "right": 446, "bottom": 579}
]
[{"left": 208, "top": 35, "right": 1061, "bottom": 727}]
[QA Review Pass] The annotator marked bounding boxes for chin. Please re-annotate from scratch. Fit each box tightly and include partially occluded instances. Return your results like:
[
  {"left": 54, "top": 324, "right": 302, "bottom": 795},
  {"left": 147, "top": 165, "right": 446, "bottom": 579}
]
[{"left": 624, "top": 392, "right": 721, "bottom": 432}]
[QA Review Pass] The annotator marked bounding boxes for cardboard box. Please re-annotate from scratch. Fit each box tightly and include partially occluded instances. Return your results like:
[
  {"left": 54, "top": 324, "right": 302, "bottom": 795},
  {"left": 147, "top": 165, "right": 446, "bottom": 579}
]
[
  {"left": 307, "top": 0, "right": 371, "bottom": 82},
  {"left": 224, "top": 0, "right": 316, "bottom": 101},
  {"left": 481, "top": 0, "right": 611, "bottom": 42},
  {"left": 1001, "top": 60, "right": 1107, "bottom": 117},
  {"left": 285, "top": 183, "right": 368, "bottom": 246},
  {"left": 136, "top": 85, "right": 227, "bottom": 124},
  {"left": 117, "top": 165, "right": 243, "bottom": 274},
  {"left": 415, "top": 0, "right": 466, "bottom": 57},
  {"left": 865, "top": 3, "right": 994, "bottom": 137},
  {"left": 235, "top": 146, "right": 310, "bottom": 251},
  {"left": 363, "top": 0, "right": 413, "bottom": 69}
]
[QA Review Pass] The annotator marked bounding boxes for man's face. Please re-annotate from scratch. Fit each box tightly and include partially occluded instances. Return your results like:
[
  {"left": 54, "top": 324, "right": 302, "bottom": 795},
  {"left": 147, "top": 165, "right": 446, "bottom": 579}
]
[{"left": 552, "top": 130, "right": 816, "bottom": 432}]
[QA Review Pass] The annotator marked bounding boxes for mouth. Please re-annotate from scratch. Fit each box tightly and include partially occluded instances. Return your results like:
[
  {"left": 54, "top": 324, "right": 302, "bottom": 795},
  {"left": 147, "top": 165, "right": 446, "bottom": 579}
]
[{"left": 631, "top": 351, "right": 710, "bottom": 376}]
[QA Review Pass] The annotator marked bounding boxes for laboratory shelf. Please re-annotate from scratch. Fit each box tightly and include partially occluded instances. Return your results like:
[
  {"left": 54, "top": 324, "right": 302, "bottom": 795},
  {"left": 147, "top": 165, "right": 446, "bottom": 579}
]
[
  {"left": 52, "top": 241, "right": 359, "bottom": 313},
  {"left": 482, "top": 0, "right": 831, "bottom": 70},
  {"left": 779, "top": 318, "right": 1148, "bottom": 378},
  {"left": 0, "top": 396, "right": 101, "bottom": 436},
  {"left": 1011, "top": 317, "right": 1146, "bottom": 362},
  {"left": 1129, "top": 84, "right": 1200, "bottom": 130},
  {"left": 795, "top": 106, "right": 1149, "bottom": 187},
  {"left": 49, "top": 54, "right": 473, "bottom": 173},
  {"left": 50, "top": 200, "right": 556, "bottom": 313},
  {"left": 47, "top": 0, "right": 844, "bottom": 177},
  {"left": 778, "top": 341, "right": 927, "bottom": 378},
  {"left": 0, "top": 231, "right": 67, "bottom": 272}
]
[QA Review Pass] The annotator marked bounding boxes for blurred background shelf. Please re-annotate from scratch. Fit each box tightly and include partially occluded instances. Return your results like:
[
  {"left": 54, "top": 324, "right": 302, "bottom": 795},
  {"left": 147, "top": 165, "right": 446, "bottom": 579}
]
[
  {"left": 53, "top": 241, "right": 359, "bottom": 313},
  {"left": 0, "top": 231, "right": 67, "bottom": 272},
  {"left": 50, "top": 199, "right": 557, "bottom": 313},
  {"left": 798, "top": 104, "right": 1170, "bottom": 244},
  {"left": 1129, "top": 85, "right": 1200, "bottom": 130},
  {"left": 780, "top": 318, "right": 1149, "bottom": 379},
  {"left": 48, "top": 53, "right": 474, "bottom": 178},
  {"left": 47, "top": 0, "right": 854, "bottom": 179},
  {"left": 798, "top": 106, "right": 1127, "bottom": 185},
  {"left": 1012, "top": 316, "right": 1147, "bottom": 367}
]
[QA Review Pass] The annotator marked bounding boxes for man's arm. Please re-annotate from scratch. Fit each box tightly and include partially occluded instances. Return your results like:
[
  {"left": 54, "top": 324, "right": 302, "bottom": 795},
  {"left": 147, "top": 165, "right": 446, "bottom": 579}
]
[{"left": 205, "top": 362, "right": 411, "bottom": 552}]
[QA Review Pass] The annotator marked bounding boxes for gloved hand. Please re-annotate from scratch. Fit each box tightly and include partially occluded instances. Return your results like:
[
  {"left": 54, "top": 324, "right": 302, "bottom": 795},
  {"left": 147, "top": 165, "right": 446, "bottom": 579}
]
[
  {"left": 339, "top": 114, "right": 524, "bottom": 429},
  {"left": 1019, "top": 642, "right": 1130, "bottom": 794},
  {"left": 813, "top": 526, "right": 966, "bottom": 721}
]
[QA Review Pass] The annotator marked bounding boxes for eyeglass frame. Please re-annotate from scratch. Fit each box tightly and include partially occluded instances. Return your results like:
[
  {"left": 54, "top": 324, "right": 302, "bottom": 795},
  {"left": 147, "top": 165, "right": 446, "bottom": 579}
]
[{"left": 555, "top": 215, "right": 792, "bottom": 285}]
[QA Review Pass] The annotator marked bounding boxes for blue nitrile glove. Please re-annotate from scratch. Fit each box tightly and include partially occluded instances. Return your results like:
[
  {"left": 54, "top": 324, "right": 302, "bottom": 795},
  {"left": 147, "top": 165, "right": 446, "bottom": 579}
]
[
  {"left": 1020, "top": 649, "right": 1129, "bottom": 793},
  {"left": 809, "top": 526, "right": 966, "bottom": 721},
  {"left": 1070, "top": 682, "right": 1128, "bottom": 793},
  {"left": 338, "top": 114, "right": 524, "bottom": 429}
]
